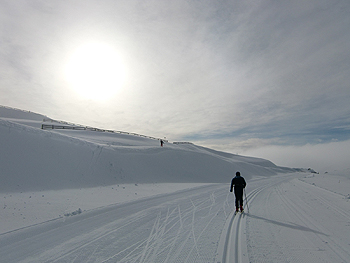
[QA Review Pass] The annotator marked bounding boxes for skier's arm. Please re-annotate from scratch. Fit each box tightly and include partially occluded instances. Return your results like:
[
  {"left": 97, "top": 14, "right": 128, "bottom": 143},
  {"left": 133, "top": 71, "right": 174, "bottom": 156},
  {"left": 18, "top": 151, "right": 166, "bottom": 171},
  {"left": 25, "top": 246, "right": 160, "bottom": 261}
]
[
  {"left": 243, "top": 178, "right": 246, "bottom": 188},
  {"left": 230, "top": 179, "right": 234, "bottom": 192}
]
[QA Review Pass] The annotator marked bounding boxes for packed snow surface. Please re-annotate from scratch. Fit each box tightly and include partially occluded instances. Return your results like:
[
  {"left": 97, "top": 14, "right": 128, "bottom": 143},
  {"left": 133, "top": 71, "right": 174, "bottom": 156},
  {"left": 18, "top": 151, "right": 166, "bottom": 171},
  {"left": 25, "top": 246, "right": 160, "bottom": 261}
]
[{"left": 1, "top": 106, "right": 349, "bottom": 262}]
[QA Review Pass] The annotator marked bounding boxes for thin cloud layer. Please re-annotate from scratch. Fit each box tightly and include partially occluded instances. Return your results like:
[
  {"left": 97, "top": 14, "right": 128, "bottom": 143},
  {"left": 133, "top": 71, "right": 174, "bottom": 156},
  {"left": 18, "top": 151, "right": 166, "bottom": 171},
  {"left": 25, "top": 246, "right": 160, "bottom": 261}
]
[
  {"left": 241, "top": 139, "right": 350, "bottom": 172},
  {"left": 0, "top": 0, "right": 349, "bottom": 169}
]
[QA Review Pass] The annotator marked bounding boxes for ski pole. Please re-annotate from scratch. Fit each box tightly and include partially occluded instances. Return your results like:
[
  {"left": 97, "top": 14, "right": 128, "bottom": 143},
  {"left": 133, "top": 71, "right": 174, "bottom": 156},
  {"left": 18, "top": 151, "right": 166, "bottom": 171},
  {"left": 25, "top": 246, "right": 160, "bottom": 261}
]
[{"left": 244, "top": 188, "right": 249, "bottom": 213}]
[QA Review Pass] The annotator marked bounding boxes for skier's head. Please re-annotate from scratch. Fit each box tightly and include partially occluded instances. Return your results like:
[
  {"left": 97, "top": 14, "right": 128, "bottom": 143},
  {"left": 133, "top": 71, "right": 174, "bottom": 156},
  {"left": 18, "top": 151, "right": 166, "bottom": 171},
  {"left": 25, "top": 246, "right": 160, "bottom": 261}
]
[{"left": 236, "top": 171, "right": 240, "bottom": 176}]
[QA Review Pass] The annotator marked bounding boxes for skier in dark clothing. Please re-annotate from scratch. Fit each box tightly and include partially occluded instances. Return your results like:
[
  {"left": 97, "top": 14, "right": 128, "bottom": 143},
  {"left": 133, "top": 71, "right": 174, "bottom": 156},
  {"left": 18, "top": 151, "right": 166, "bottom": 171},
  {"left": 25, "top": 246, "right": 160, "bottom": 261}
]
[{"left": 230, "top": 171, "right": 246, "bottom": 212}]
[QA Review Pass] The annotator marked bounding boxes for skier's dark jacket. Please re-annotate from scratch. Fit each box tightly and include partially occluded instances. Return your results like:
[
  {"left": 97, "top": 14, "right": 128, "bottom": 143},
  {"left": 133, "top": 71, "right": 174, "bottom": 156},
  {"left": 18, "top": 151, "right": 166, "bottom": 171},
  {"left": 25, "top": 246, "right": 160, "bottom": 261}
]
[{"left": 230, "top": 175, "right": 246, "bottom": 192}]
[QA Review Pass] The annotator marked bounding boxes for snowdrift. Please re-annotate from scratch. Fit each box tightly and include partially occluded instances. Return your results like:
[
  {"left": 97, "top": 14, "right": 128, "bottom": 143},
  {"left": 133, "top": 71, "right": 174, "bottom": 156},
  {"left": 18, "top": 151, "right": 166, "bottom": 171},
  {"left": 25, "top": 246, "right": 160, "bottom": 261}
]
[{"left": 0, "top": 106, "right": 295, "bottom": 193}]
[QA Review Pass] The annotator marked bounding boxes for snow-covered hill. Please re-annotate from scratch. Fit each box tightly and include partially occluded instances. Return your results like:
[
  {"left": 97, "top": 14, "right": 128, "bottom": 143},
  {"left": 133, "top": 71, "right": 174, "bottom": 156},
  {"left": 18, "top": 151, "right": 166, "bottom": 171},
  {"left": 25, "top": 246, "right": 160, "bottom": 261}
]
[
  {"left": 0, "top": 105, "right": 294, "bottom": 234},
  {"left": 0, "top": 105, "right": 294, "bottom": 193},
  {"left": 1, "top": 106, "right": 350, "bottom": 263}
]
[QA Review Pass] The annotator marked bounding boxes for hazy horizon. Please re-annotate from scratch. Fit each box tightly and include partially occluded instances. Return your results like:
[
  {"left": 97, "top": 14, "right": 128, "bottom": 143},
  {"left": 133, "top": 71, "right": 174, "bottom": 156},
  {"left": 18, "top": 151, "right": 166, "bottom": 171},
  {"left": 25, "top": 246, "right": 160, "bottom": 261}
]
[{"left": 1, "top": 0, "right": 349, "bottom": 172}]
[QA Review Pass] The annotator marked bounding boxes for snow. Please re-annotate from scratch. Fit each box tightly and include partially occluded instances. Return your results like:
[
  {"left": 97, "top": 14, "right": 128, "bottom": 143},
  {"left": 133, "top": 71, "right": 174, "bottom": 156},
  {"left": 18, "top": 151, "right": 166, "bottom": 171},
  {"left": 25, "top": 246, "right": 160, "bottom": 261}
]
[
  {"left": 245, "top": 175, "right": 350, "bottom": 262},
  {"left": 0, "top": 183, "right": 209, "bottom": 234},
  {"left": 1, "top": 106, "right": 349, "bottom": 262}
]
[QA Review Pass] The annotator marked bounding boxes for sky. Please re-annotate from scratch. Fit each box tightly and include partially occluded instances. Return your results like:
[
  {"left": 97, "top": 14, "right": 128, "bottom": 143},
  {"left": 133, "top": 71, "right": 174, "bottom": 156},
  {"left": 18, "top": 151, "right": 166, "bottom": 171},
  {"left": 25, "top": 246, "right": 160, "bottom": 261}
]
[{"left": 1, "top": 0, "right": 350, "bottom": 172}]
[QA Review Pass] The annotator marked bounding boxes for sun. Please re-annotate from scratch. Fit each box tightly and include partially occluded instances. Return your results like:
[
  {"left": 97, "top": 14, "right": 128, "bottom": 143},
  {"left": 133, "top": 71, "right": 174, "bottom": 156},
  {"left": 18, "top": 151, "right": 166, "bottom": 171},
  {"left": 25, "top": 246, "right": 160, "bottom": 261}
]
[{"left": 64, "top": 42, "right": 127, "bottom": 101}]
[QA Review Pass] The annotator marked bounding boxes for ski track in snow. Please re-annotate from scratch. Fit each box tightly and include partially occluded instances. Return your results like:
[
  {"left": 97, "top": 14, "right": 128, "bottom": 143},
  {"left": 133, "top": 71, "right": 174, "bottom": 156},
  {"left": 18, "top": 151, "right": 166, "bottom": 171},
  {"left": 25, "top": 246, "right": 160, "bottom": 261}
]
[
  {"left": 0, "top": 184, "right": 234, "bottom": 263},
  {"left": 245, "top": 175, "right": 350, "bottom": 263},
  {"left": 216, "top": 174, "right": 291, "bottom": 263},
  {"left": 1, "top": 173, "right": 350, "bottom": 262}
]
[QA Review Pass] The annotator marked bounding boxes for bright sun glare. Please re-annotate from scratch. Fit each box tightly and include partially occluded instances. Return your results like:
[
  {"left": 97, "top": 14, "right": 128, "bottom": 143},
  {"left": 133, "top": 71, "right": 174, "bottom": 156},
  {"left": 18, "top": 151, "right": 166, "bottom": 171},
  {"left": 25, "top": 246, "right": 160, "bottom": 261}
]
[{"left": 65, "top": 42, "right": 127, "bottom": 101}]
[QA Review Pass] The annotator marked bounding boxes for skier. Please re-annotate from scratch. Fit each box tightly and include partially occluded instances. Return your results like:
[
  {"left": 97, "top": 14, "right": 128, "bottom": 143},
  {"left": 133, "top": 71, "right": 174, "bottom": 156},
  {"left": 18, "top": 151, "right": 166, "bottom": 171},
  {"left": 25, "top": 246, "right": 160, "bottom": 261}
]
[{"left": 230, "top": 171, "right": 246, "bottom": 212}]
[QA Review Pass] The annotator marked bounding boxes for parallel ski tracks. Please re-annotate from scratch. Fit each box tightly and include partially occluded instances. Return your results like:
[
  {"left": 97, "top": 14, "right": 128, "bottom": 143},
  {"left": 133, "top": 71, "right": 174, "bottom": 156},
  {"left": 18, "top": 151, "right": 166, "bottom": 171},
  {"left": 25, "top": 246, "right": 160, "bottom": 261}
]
[
  {"left": 0, "top": 184, "right": 228, "bottom": 263},
  {"left": 276, "top": 179, "right": 350, "bottom": 262},
  {"left": 216, "top": 185, "right": 265, "bottom": 263},
  {"left": 216, "top": 175, "right": 294, "bottom": 263}
]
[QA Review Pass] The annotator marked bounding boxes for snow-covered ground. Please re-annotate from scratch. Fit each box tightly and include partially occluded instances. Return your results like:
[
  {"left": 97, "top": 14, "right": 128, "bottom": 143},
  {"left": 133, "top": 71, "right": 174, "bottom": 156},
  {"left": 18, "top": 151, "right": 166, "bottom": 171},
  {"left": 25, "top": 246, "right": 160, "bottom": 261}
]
[{"left": 1, "top": 106, "right": 349, "bottom": 262}]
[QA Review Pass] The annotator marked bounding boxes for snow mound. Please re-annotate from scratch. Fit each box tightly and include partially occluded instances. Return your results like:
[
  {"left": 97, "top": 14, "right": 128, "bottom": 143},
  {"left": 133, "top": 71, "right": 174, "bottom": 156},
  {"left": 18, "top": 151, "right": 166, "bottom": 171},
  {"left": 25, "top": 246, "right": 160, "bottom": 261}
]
[{"left": 0, "top": 106, "right": 295, "bottom": 193}]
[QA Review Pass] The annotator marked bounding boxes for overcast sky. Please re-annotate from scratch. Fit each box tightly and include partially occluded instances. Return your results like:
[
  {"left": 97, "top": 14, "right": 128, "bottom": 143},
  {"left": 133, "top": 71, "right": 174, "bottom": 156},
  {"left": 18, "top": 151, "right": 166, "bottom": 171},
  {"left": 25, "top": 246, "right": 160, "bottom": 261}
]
[{"left": 1, "top": 0, "right": 350, "bottom": 172}]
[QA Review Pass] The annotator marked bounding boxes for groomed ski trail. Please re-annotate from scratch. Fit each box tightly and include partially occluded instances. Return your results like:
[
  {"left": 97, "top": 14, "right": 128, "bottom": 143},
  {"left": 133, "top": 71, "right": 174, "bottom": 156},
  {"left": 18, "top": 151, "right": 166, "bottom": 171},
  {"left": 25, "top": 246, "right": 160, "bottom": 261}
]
[
  {"left": 215, "top": 175, "right": 292, "bottom": 263},
  {"left": 0, "top": 184, "right": 236, "bottom": 263}
]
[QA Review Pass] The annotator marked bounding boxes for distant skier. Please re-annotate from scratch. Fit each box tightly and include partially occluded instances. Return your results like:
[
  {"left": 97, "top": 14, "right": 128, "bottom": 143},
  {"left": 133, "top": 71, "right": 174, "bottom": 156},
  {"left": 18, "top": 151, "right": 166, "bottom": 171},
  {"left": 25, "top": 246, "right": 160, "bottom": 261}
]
[
  {"left": 230, "top": 171, "right": 246, "bottom": 212},
  {"left": 160, "top": 139, "right": 164, "bottom": 147}
]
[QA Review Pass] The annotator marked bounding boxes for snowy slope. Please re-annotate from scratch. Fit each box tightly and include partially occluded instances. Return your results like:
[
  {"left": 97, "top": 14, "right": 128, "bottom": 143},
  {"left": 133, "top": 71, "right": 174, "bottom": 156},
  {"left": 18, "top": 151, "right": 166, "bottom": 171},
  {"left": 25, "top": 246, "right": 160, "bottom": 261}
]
[
  {"left": 0, "top": 106, "right": 292, "bottom": 233},
  {"left": 0, "top": 105, "right": 293, "bottom": 193},
  {"left": 1, "top": 173, "right": 349, "bottom": 263},
  {"left": 2, "top": 106, "right": 349, "bottom": 263}
]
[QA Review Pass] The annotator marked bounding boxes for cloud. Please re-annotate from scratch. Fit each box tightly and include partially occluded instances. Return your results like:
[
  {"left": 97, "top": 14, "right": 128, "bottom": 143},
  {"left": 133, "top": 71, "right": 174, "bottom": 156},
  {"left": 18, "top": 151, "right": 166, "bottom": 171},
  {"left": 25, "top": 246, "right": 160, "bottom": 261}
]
[
  {"left": 240, "top": 139, "right": 350, "bottom": 173},
  {"left": 0, "top": 0, "right": 349, "bottom": 164}
]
